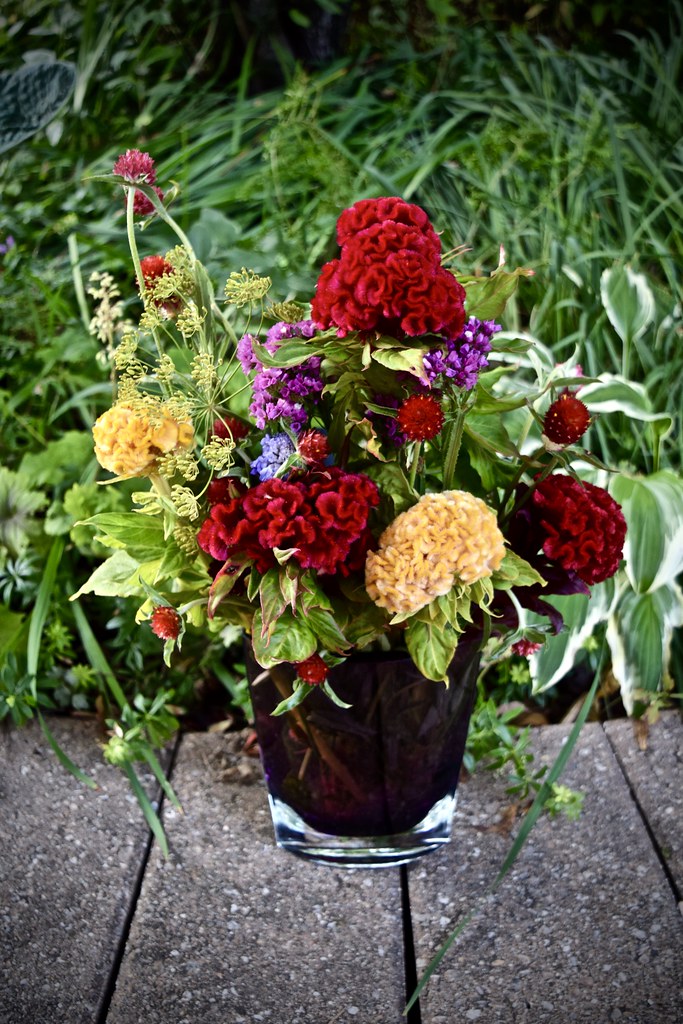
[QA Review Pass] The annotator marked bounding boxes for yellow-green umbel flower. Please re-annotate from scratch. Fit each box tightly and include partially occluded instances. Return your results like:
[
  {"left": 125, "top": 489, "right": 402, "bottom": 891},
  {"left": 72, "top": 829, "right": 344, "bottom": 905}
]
[
  {"left": 93, "top": 402, "right": 194, "bottom": 479},
  {"left": 365, "top": 490, "right": 505, "bottom": 616}
]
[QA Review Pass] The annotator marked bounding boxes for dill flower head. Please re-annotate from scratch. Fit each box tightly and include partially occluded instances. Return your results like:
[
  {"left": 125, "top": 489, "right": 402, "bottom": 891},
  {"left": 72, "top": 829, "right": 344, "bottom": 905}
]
[
  {"left": 365, "top": 490, "right": 506, "bottom": 616},
  {"left": 93, "top": 402, "right": 194, "bottom": 479}
]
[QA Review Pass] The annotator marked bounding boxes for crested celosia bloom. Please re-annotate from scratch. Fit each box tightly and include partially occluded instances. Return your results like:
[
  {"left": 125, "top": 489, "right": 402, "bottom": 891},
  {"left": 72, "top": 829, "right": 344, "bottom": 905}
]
[
  {"left": 311, "top": 197, "right": 466, "bottom": 338},
  {"left": 365, "top": 490, "right": 506, "bottom": 615},
  {"left": 530, "top": 474, "right": 626, "bottom": 585},
  {"left": 542, "top": 393, "right": 591, "bottom": 447},
  {"left": 197, "top": 468, "right": 379, "bottom": 576},
  {"left": 93, "top": 403, "right": 193, "bottom": 479},
  {"left": 397, "top": 393, "right": 444, "bottom": 441}
]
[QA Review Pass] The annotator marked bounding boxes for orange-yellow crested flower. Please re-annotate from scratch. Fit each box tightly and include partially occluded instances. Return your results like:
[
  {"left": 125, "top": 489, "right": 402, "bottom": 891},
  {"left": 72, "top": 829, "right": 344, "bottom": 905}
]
[
  {"left": 365, "top": 490, "right": 505, "bottom": 616},
  {"left": 93, "top": 402, "right": 194, "bottom": 479}
]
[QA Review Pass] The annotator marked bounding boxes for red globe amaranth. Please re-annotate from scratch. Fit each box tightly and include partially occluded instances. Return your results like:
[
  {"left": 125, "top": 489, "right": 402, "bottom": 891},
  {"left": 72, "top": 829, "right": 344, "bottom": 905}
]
[
  {"left": 150, "top": 606, "right": 181, "bottom": 640},
  {"left": 213, "top": 416, "right": 250, "bottom": 442},
  {"left": 197, "top": 467, "right": 379, "bottom": 576},
  {"left": 297, "top": 429, "right": 331, "bottom": 465},
  {"left": 138, "top": 254, "right": 173, "bottom": 290},
  {"left": 531, "top": 475, "right": 627, "bottom": 585},
  {"left": 311, "top": 197, "right": 466, "bottom": 339},
  {"left": 512, "top": 638, "right": 543, "bottom": 657},
  {"left": 397, "top": 393, "right": 444, "bottom": 441},
  {"left": 295, "top": 653, "right": 328, "bottom": 685},
  {"left": 543, "top": 393, "right": 591, "bottom": 446},
  {"left": 113, "top": 149, "right": 157, "bottom": 183}
]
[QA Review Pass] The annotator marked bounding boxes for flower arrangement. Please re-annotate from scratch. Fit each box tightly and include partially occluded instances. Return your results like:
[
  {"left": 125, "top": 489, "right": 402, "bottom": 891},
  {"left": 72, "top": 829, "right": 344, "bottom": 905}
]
[{"left": 77, "top": 149, "right": 628, "bottom": 715}]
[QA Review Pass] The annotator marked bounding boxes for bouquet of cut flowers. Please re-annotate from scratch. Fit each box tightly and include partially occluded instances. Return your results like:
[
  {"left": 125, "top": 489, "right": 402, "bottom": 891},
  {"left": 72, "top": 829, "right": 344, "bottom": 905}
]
[{"left": 77, "top": 149, "right": 627, "bottom": 715}]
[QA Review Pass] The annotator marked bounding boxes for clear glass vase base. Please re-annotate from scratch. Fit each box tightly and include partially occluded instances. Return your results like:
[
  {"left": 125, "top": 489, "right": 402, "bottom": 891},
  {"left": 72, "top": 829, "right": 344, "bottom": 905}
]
[{"left": 268, "top": 792, "right": 457, "bottom": 868}]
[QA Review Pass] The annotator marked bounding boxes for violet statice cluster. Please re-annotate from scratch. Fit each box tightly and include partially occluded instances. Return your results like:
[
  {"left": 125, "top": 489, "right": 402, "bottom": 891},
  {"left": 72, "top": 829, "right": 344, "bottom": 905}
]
[
  {"left": 251, "top": 432, "right": 296, "bottom": 481},
  {"left": 237, "top": 321, "right": 323, "bottom": 432},
  {"left": 423, "top": 317, "right": 500, "bottom": 390}
]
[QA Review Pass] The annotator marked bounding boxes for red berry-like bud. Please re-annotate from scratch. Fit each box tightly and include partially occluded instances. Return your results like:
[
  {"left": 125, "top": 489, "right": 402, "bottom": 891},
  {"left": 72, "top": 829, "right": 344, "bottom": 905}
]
[
  {"left": 396, "top": 393, "right": 444, "bottom": 441},
  {"left": 150, "top": 606, "right": 181, "bottom": 640},
  {"left": 542, "top": 393, "right": 591, "bottom": 446},
  {"left": 295, "top": 653, "right": 328, "bottom": 685},
  {"left": 138, "top": 255, "right": 174, "bottom": 291},
  {"left": 297, "top": 429, "right": 331, "bottom": 465}
]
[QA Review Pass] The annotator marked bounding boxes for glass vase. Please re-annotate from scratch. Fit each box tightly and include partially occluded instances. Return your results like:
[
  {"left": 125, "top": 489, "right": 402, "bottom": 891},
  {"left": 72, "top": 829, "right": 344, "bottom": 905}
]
[{"left": 245, "top": 639, "right": 480, "bottom": 867}]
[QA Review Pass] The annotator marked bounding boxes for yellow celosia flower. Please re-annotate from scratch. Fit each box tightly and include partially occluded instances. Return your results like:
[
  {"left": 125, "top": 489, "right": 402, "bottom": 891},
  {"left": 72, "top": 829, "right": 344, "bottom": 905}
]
[
  {"left": 92, "top": 403, "right": 194, "bottom": 479},
  {"left": 365, "top": 490, "right": 505, "bottom": 616}
]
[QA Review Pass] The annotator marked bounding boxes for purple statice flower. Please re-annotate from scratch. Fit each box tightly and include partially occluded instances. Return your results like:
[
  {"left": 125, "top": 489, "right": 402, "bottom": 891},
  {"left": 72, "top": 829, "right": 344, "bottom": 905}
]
[
  {"left": 251, "top": 432, "right": 296, "bottom": 481},
  {"left": 0, "top": 235, "right": 15, "bottom": 256},
  {"left": 424, "top": 317, "right": 501, "bottom": 390},
  {"left": 249, "top": 357, "right": 323, "bottom": 432}
]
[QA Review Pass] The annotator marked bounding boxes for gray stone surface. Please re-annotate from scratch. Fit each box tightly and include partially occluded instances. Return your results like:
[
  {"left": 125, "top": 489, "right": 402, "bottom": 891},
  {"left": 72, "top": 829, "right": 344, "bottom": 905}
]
[
  {"left": 0, "top": 717, "right": 155, "bottom": 1024},
  {"left": 604, "top": 711, "right": 683, "bottom": 900},
  {"left": 407, "top": 722, "right": 683, "bottom": 1024},
  {"left": 106, "top": 730, "right": 407, "bottom": 1024}
]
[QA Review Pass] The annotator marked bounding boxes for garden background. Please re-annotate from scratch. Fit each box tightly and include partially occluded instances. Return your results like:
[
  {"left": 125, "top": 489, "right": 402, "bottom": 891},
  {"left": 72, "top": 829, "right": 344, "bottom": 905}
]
[{"left": 1, "top": 0, "right": 681, "bottom": 809}]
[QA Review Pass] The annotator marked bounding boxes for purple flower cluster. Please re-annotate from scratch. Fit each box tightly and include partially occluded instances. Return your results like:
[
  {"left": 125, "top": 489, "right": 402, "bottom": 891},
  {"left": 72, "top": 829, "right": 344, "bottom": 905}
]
[
  {"left": 238, "top": 321, "right": 323, "bottom": 431},
  {"left": 251, "top": 433, "right": 296, "bottom": 481},
  {"left": 366, "top": 393, "right": 406, "bottom": 447},
  {"left": 423, "top": 317, "right": 500, "bottom": 390}
]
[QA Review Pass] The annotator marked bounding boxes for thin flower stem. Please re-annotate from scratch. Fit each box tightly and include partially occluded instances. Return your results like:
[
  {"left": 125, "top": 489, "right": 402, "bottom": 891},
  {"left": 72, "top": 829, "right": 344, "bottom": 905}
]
[
  {"left": 442, "top": 405, "right": 466, "bottom": 490},
  {"left": 125, "top": 188, "right": 165, "bottom": 366},
  {"left": 408, "top": 441, "right": 422, "bottom": 489},
  {"left": 502, "top": 454, "right": 559, "bottom": 527}
]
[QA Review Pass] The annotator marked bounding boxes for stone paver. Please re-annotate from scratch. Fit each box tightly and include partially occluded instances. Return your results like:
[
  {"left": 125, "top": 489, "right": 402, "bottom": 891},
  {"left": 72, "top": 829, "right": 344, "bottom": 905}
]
[
  {"left": 0, "top": 717, "right": 155, "bottom": 1024},
  {"left": 106, "top": 730, "right": 407, "bottom": 1024},
  {"left": 604, "top": 711, "right": 683, "bottom": 900},
  {"left": 407, "top": 721, "right": 683, "bottom": 1024}
]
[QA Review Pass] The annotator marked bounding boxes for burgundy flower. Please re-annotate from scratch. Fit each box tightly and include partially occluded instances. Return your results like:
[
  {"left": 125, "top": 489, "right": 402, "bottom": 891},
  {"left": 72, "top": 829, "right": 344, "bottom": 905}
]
[
  {"left": 150, "top": 606, "right": 181, "bottom": 640},
  {"left": 397, "top": 393, "right": 444, "bottom": 441},
  {"left": 543, "top": 393, "right": 591, "bottom": 446},
  {"left": 212, "top": 416, "right": 250, "bottom": 442},
  {"left": 311, "top": 197, "right": 466, "bottom": 339},
  {"left": 297, "top": 430, "right": 331, "bottom": 465},
  {"left": 295, "top": 653, "right": 328, "bottom": 685},
  {"left": 531, "top": 474, "right": 626, "bottom": 585},
  {"left": 197, "top": 468, "right": 379, "bottom": 576},
  {"left": 113, "top": 149, "right": 157, "bottom": 184}
]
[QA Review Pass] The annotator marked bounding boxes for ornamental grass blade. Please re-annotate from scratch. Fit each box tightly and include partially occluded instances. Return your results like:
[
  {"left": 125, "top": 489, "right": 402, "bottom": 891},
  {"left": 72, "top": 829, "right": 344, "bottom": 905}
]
[
  {"left": 122, "top": 761, "right": 169, "bottom": 860},
  {"left": 403, "top": 647, "right": 604, "bottom": 1016},
  {"left": 71, "top": 598, "right": 130, "bottom": 713}
]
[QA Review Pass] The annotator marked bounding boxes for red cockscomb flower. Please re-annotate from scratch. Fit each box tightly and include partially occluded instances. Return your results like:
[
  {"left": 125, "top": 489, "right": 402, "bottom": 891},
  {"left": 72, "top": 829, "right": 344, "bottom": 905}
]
[
  {"left": 197, "top": 468, "right": 379, "bottom": 576},
  {"left": 150, "top": 606, "right": 181, "bottom": 640},
  {"left": 543, "top": 393, "right": 591, "bottom": 447},
  {"left": 531, "top": 474, "right": 626, "bottom": 585},
  {"left": 311, "top": 197, "right": 466, "bottom": 339},
  {"left": 295, "top": 653, "right": 328, "bottom": 685},
  {"left": 397, "top": 393, "right": 444, "bottom": 441}
]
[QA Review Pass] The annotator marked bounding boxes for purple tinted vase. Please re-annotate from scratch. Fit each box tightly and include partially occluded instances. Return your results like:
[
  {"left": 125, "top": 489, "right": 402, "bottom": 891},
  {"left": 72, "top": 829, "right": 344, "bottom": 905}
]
[{"left": 246, "top": 639, "right": 480, "bottom": 867}]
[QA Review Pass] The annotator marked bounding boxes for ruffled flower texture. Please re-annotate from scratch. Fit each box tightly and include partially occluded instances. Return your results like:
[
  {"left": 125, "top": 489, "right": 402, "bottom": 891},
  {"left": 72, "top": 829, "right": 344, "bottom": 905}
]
[
  {"left": 197, "top": 467, "right": 379, "bottom": 576},
  {"left": 365, "top": 490, "right": 506, "bottom": 616},
  {"left": 311, "top": 197, "right": 466, "bottom": 339},
  {"left": 93, "top": 403, "right": 194, "bottom": 479},
  {"left": 531, "top": 474, "right": 626, "bottom": 585}
]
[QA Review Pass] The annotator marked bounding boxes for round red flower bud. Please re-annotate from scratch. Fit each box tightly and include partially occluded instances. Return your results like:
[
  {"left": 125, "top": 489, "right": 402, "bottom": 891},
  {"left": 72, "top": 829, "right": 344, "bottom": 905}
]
[
  {"left": 138, "top": 255, "right": 174, "bottom": 291},
  {"left": 295, "top": 653, "right": 328, "bottom": 685},
  {"left": 543, "top": 393, "right": 591, "bottom": 446},
  {"left": 150, "top": 606, "right": 181, "bottom": 640},
  {"left": 397, "top": 393, "right": 445, "bottom": 441},
  {"left": 212, "top": 416, "right": 249, "bottom": 442},
  {"left": 297, "top": 430, "right": 330, "bottom": 465},
  {"left": 511, "top": 638, "right": 543, "bottom": 657}
]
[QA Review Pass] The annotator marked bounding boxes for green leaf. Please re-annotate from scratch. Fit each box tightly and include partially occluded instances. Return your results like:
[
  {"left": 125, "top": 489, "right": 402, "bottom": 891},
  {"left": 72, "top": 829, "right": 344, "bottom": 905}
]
[
  {"left": 79, "top": 512, "right": 165, "bottom": 555},
  {"left": 579, "top": 375, "right": 673, "bottom": 435},
  {"left": 251, "top": 610, "right": 317, "bottom": 667},
  {"left": 464, "top": 414, "right": 518, "bottom": 457},
  {"left": 462, "top": 266, "right": 532, "bottom": 320},
  {"left": 610, "top": 470, "right": 683, "bottom": 593},
  {"left": 0, "top": 606, "right": 25, "bottom": 658},
  {"left": 606, "top": 585, "right": 683, "bottom": 714},
  {"left": 27, "top": 538, "right": 64, "bottom": 678},
  {"left": 405, "top": 618, "right": 458, "bottom": 681},
  {"left": 122, "top": 762, "right": 169, "bottom": 859},
  {"left": 0, "top": 61, "right": 76, "bottom": 155},
  {"left": 371, "top": 346, "right": 429, "bottom": 382},
  {"left": 321, "top": 680, "right": 353, "bottom": 708},
  {"left": 600, "top": 265, "right": 655, "bottom": 345},
  {"left": 301, "top": 607, "right": 350, "bottom": 654},
  {"left": 492, "top": 549, "right": 546, "bottom": 590},
  {"left": 71, "top": 550, "right": 143, "bottom": 599},
  {"left": 272, "top": 679, "right": 315, "bottom": 715}
]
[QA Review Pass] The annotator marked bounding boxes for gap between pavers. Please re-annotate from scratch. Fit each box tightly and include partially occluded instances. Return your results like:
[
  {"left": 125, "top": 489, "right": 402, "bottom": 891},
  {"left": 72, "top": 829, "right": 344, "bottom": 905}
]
[
  {"left": 105, "top": 730, "right": 408, "bottom": 1024},
  {"left": 406, "top": 720, "right": 683, "bottom": 1024},
  {"left": 0, "top": 717, "right": 158, "bottom": 1024}
]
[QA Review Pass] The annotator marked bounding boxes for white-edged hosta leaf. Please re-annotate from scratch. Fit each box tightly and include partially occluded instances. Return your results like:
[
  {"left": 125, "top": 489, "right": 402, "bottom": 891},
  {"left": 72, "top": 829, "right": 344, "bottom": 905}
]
[
  {"left": 600, "top": 265, "right": 656, "bottom": 345},
  {"left": 529, "top": 578, "right": 618, "bottom": 693},
  {"left": 606, "top": 583, "right": 683, "bottom": 714},
  {"left": 579, "top": 375, "right": 673, "bottom": 435},
  {"left": 610, "top": 470, "right": 683, "bottom": 593}
]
